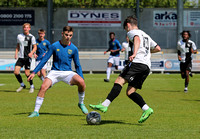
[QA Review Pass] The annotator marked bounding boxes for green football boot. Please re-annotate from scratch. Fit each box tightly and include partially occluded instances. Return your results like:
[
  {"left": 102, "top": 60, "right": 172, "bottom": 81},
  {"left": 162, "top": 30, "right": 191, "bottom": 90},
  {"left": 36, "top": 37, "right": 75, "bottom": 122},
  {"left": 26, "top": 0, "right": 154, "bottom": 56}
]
[
  {"left": 28, "top": 111, "right": 39, "bottom": 118},
  {"left": 138, "top": 108, "right": 153, "bottom": 123},
  {"left": 89, "top": 103, "right": 108, "bottom": 113},
  {"left": 78, "top": 103, "right": 89, "bottom": 115}
]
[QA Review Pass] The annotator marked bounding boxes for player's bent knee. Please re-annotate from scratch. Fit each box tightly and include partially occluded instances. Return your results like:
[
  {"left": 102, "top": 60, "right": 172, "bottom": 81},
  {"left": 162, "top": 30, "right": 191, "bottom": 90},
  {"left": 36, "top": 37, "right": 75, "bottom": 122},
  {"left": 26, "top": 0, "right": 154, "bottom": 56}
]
[
  {"left": 78, "top": 79, "right": 86, "bottom": 88},
  {"left": 25, "top": 74, "right": 30, "bottom": 77},
  {"left": 181, "top": 73, "right": 186, "bottom": 79},
  {"left": 126, "top": 86, "right": 137, "bottom": 96},
  {"left": 14, "top": 71, "right": 19, "bottom": 75},
  {"left": 40, "top": 83, "right": 50, "bottom": 91}
]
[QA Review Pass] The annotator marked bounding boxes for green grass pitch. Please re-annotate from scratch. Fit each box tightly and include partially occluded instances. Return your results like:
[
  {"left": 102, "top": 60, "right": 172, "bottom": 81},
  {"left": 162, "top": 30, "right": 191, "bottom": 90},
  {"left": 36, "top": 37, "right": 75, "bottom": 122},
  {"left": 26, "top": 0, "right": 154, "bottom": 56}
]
[{"left": 0, "top": 73, "right": 200, "bottom": 138}]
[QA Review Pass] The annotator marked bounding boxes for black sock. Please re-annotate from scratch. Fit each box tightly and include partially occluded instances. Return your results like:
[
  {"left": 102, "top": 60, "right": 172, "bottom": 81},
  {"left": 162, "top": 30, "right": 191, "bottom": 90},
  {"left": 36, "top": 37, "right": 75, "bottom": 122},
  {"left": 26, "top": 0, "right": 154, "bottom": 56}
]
[
  {"left": 26, "top": 75, "right": 33, "bottom": 85},
  {"left": 106, "top": 83, "right": 122, "bottom": 102},
  {"left": 185, "top": 83, "right": 188, "bottom": 88},
  {"left": 15, "top": 74, "right": 23, "bottom": 83},
  {"left": 185, "top": 79, "right": 188, "bottom": 88},
  {"left": 128, "top": 92, "right": 146, "bottom": 108}
]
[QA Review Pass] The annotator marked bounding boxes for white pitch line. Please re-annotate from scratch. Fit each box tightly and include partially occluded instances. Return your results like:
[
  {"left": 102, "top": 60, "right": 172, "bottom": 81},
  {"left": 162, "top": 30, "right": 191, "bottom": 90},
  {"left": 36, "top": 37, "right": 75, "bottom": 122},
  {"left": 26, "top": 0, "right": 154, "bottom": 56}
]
[{"left": 0, "top": 84, "right": 5, "bottom": 86}]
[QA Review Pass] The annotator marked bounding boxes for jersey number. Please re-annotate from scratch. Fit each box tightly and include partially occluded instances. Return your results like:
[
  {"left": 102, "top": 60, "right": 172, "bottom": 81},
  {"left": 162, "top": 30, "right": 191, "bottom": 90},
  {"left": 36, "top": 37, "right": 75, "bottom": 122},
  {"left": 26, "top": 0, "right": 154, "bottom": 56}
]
[{"left": 143, "top": 37, "right": 149, "bottom": 56}]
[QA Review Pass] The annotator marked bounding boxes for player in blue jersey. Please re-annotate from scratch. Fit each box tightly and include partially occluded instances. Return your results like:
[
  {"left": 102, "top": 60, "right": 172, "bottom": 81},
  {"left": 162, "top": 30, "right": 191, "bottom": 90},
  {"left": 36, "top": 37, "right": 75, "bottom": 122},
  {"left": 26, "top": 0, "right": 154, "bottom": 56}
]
[
  {"left": 27, "top": 26, "right": 88, "bottom": 117},
  {"left": 104, "top": 32, "right": 122, "bottom": 82},
  {"left": 34, "top": 29, "right": 51, "bottom": 81}
]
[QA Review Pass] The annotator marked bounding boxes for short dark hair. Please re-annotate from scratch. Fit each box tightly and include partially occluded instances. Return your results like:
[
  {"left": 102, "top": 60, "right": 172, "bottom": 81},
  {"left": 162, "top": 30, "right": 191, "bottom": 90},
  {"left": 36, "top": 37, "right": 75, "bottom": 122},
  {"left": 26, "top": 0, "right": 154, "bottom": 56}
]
[
  {"left": 123, "top": 16, "right": 137, "bottom": 29},
  {"left": 38, "top": 29, "right": 45, "bottom": 33},
  {"left": 109, "top": 32, "right": 115, "bottom": 36},
  {"left": 63, "top": 26, "right": 73, "bottom": 32},
  {"left": 180, "top": 30, "right": 191, "bottom": 38}
]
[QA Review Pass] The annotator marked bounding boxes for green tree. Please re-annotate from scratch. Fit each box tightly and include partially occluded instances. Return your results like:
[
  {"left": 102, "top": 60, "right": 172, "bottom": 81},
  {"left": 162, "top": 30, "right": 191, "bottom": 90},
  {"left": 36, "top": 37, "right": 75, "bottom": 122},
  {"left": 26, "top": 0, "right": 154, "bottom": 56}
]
[{"left": 0, "top": 0, "right": 199, "bottom": 8}]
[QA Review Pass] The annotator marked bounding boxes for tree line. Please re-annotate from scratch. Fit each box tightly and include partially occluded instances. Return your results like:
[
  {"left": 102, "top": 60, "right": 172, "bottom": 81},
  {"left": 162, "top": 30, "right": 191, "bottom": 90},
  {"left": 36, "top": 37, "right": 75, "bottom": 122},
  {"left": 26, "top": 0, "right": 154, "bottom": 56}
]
[{"left": 0, "top": 0, "right": 199, "bottom": 8}]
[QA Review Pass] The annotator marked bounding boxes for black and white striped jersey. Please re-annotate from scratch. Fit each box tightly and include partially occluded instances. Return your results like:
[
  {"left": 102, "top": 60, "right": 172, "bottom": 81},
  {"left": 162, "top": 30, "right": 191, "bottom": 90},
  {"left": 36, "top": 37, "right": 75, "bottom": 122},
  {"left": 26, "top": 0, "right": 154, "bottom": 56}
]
[
  {"left": 177, "top": 40, "right": 197, "bottom": 63},
  {"left": 17, "top": 33, "right": 36, "bottom": 58},
  {"left": 127, "top": 29, "right": 157, "bottom": 69}
]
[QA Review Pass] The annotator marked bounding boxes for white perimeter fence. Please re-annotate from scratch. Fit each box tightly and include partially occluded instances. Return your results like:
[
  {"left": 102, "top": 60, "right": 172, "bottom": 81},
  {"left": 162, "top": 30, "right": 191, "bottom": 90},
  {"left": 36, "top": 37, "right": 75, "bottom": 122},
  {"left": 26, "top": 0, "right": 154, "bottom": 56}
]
[{"left": 0, "top": 51, "right": 200, "bottom": 73}]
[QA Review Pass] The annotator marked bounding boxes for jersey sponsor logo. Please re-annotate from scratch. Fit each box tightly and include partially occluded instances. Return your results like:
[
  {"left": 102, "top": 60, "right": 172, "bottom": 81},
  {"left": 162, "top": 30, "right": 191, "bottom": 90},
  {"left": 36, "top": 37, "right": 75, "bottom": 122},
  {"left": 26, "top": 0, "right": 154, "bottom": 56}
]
[
  {"left": 187, "top": 43, "right": 191, "bottom": 47},
  {"left": 26, "top": 36, "right": 30, "bottom": 40},
  {"left": 68, "top": 49, "right": 72, "bottom": 54},
  {"left": 43, "top": 42, "right": 46, "bottom": 46},
  {"left": 57, "top": 49, "right": 60, "bottom": 51},
  {"left": 129, "top": 77, "right": 134, "bottom": 81},
  {"left": 23, "top": 41, "right": 28, "bottom": 46},
  {"left": 112, "top": 42, "right": 115, "bottom": 45}
]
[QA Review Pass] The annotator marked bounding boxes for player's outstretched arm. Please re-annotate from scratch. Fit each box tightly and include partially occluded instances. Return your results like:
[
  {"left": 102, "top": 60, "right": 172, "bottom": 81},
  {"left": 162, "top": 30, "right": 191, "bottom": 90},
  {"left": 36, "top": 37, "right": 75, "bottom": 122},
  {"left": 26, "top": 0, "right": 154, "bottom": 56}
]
[
  {"left": 28, "top": 44, "right": 37, "bottom": 58},
  {"left": 73, "top": 48, "right": 84, "bottom": 79},
  {"left": 129, "top": 36, "right": 140, "bottom": 61},
  {"left": 177, "top": 50, "right": 182, "bottom": 61},
  {"left": 192, "top": 49, "right": 197, "bottom": 54},
  {"left": 15, "top": 44, "right": 20, "bottom": 59},
  {"left": 151, "top": 45, "right": 161, "bottom": 53},
  {"left": 121, "top": 48, "right": 125, "bottom": 52},
  {"left": 33, "top": 45, "right": 53, "bottom": 74},
  {"left": 34, "top": 53, "right": 38, "bottom": 59},
  {"left": 28, "top": 73, "right": 35, "bottom": 81}
]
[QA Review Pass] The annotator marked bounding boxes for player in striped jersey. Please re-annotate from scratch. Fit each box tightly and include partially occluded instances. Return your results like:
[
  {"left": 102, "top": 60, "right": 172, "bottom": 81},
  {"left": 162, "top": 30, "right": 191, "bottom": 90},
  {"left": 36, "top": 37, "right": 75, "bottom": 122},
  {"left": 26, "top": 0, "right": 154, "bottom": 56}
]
[
  {"left": 177, "top": 31, "right": 197, "bottom": 92},
  {"left": 14, "top": 23, "right": 37, "bottom": 93},
  {"left": 90, "top": 16, "right": 161, "bottom": 123}
]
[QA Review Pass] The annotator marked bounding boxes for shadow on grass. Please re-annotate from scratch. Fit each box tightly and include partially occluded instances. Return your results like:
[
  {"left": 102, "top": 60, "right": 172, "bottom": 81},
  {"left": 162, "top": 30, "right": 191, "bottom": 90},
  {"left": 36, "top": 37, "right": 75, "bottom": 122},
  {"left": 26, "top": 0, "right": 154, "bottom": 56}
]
[
  {"left": 0, "top": 88, "right": 40, "bottom": 93},
  {"left": 181, "top": 99, "right": 200, "bottom": 102},
  {"left": 14, "top": 112, "right": 82, "bottom": 117},
  {"left": 0, "top": 90, "right": 16, "bottom": 93},
  {"left": 155, "top": 89, "right": 182, "bottom": 93},
  {"left": 84, "top": 120, "right": 143, "bottom": 126}
]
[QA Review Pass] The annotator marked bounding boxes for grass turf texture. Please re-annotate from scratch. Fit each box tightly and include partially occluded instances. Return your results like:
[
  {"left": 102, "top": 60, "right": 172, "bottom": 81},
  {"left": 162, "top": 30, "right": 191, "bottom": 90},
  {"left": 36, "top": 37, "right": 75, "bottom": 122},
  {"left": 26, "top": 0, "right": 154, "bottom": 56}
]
[{"left": 0, "top": 73, "right": 200, "bottom": 138}]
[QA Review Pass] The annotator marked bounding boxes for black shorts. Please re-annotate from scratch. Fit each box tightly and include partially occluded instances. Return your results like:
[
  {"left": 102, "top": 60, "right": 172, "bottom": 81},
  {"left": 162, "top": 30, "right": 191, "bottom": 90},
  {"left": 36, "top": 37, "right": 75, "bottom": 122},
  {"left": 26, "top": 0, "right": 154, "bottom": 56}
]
[
  {"left": 119, "top": 62, "right": 150, "bottom": 89},
  {"left": 180, "top": 61, "right": 192, "bottom": 72},
  {"left": 15, "top": 58, "right": 31, "bottom": 69},
  {"left": 124, "top": 60, "right": 129, "bottom": 65}
]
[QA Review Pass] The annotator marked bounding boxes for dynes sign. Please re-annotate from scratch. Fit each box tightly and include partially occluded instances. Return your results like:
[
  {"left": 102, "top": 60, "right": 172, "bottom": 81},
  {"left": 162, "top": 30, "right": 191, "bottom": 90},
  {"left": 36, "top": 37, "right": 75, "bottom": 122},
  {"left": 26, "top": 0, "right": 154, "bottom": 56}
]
[
  {"left": 153, "top": 10, "right": 177, "bottom": 27},
  {"left": 70, "top": 12, "right": 119, "bottom": 19},
  {"left": 68, "top": 10, "right": 121, "bottom": 27}
]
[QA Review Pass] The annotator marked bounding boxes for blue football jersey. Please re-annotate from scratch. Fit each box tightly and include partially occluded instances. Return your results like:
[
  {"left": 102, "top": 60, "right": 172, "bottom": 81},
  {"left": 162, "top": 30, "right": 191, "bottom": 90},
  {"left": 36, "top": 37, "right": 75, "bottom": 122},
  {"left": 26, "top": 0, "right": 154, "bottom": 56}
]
[
  {"left": 36, "top": 39, "right": 51, "bottom": 61},
  {"left": 33, "top": 41, "right": 84, "bottom": 79},
  {"left": 108, "top": 39, "right": 122, "bottom": 56}
]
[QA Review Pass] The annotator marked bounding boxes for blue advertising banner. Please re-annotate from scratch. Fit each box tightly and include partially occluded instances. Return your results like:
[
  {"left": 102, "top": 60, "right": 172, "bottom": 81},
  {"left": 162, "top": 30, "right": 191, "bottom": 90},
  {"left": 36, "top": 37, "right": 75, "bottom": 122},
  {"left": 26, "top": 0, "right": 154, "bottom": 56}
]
[
  {"left": 164, "top": 59, "right": 180, "bottom": 71},
  {"left": 151, "top": 60, "right": 164, "bottom": 69},
  {"left": 0, "top": 59, "right": 16, "bottom": 70},
  {"left": 0, "top": 10, "right": 34, "bottom": 25}
]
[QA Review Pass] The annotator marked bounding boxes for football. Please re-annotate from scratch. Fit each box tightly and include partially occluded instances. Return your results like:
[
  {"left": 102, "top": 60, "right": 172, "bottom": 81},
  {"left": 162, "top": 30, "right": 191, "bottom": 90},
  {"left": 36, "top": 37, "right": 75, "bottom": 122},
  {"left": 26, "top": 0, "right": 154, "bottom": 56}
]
[{"left": 86, "top": 111, "right": 101, "bottom": 125}]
